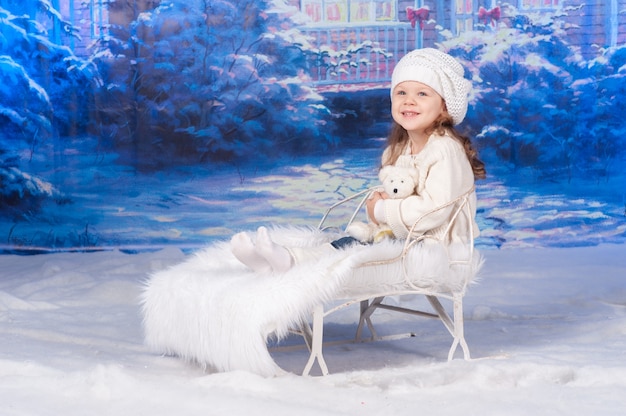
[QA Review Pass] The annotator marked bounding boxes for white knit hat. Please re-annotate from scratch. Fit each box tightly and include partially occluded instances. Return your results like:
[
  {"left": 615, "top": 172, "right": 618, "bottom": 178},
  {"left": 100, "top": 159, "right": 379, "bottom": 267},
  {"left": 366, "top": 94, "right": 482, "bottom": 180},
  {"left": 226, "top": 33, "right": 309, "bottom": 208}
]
[{"left": 390, "top": 48, "right": 471, "bottom": 125}]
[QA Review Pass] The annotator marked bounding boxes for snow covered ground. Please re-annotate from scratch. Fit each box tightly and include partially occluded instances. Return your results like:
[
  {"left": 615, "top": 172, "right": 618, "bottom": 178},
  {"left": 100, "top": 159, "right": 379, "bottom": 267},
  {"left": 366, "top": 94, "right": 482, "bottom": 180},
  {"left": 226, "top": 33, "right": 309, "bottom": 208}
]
[{"left": 1, "top": 242, "right": 625, "bottom": 415}]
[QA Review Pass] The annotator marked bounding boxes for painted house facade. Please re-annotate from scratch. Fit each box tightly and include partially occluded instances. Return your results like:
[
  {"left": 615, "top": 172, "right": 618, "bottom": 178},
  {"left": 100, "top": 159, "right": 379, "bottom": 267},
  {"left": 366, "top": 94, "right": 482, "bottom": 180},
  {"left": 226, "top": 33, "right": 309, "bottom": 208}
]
[
  {"left": 0, "top": 0, "right": 109, "bottom": 56},
  {"left": 293, "top": 0, "right": 626, "bottom": 85},
  {"left": 15, "top": 0, "right": 626, "bottom": 86},
  {"left": 1, "top": 0, "right": 158, "bottom": 56}
]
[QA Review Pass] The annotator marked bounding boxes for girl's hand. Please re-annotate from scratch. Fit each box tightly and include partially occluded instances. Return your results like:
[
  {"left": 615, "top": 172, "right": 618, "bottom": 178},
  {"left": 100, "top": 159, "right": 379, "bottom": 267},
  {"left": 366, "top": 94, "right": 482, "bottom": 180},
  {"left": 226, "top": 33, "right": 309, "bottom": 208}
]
[{"left": 366, "top": 191, "right": 389, "bottom": 225}]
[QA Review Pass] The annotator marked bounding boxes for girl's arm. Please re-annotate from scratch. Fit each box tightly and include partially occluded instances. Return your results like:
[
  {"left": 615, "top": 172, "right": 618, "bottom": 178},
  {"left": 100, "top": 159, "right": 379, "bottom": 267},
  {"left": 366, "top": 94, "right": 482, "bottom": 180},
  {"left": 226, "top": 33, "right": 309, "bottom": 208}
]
[
  {"left": 366, "top": 191, "right": 389, "bottom": 225},
  {"left": 380, "top": 139, "right": 474, "bottom": 239}
]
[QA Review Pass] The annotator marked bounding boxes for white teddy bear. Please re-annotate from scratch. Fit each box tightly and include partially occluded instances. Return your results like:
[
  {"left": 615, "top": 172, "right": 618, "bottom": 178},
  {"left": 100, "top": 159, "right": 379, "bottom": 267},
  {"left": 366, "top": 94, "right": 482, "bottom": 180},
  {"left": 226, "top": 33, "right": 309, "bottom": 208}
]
[{"left": 346, "top": 165, "right": 419, "bottom": 243}]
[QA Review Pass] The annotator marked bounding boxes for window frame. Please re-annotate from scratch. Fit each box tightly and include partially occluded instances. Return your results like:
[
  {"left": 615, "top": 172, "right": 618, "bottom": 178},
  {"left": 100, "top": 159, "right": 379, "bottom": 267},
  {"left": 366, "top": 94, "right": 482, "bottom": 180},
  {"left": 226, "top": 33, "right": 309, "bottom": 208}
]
[{"left": 300, "top": 0, "right": 398, "bottom": 24}]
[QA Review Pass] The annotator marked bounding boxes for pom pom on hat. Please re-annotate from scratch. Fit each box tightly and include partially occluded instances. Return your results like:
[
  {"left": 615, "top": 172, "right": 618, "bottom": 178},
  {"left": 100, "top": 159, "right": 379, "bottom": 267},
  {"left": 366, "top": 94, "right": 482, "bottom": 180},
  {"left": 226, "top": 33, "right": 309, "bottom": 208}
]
[{"left": 391, "top": 48, "right": 472, "bottom": 125}]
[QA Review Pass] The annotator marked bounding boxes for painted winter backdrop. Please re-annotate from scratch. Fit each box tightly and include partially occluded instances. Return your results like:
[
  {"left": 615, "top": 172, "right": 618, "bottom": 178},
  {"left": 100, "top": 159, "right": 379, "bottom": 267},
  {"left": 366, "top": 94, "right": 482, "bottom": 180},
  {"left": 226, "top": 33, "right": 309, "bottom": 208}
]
[
  {"left": 1, "top": 0, "right": 624, "bottom": 251},
  {"left": 1, "top": 1, "right": 626, "bottom": 414}
]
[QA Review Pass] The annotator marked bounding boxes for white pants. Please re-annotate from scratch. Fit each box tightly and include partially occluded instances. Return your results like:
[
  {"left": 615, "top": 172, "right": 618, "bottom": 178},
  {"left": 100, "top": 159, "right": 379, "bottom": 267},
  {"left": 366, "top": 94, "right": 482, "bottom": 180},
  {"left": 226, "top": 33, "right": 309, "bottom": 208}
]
[{"left": 287, "top": 243, "right": 337, "bottom": 266}]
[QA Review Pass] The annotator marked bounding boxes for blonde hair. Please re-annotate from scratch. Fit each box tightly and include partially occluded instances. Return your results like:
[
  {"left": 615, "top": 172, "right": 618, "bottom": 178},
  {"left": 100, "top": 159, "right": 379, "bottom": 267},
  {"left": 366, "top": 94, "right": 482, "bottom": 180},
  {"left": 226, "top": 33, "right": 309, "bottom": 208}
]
[{"left": 382, "top": 112, "right": 486, "bottom": 180}]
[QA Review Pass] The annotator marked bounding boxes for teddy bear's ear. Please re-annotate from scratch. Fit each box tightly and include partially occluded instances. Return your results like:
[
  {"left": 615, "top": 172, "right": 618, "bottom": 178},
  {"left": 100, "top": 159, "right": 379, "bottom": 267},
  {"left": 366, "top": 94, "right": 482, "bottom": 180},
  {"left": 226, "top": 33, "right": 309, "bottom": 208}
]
[
  {"left": 379, "top": 165, "right": 393, "bottom": 182},
  {"left": 409, "top": 167, "right": 419, "bottom": 183}
]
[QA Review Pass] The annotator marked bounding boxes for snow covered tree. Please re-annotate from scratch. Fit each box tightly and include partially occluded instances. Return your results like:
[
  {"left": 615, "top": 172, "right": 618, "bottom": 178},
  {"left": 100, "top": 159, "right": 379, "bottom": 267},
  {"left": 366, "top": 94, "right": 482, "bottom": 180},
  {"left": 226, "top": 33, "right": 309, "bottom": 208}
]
[
  {"left": 92, "top": 0, "right": 336, "bottom": 169},
  {"left": 442, "top": 4, "right": 626, "bottom": 183},
  {"left": 0, "top": 1, "right": 98, "bottom": 217},
  {"left": 573, "top": 45, "right": 626, "bottom": 182}
]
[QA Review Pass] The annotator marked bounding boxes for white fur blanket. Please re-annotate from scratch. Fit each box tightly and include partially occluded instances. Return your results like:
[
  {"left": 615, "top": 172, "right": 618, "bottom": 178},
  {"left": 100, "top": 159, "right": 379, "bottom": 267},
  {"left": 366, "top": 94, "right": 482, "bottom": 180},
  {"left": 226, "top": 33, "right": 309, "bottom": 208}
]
[{"left": 140, "top": 226, "right": 482, "bottom": 377}]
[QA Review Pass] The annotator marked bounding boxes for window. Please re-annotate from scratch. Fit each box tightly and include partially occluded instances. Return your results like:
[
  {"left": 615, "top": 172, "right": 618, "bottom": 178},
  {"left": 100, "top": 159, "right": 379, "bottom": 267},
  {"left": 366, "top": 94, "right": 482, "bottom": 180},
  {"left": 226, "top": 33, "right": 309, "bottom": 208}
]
[
  {"left": 303, "top": 0, "right": 323, "bottom": 22},
  {"left": 520, "top": 0, "right": 559, "bottom": 9},
  {"left": 375, "top": 0, "right": 395, "bottom": 21},
  {"left": 327, "top": 0, "right": 348, "bottom": 22},
  {"left": 350, "top": 0, "right": 369, "bottom": 22},
  {"left": 454, "top": 0, "right": 474, "bottom": 33},
  {"left": 301, "top": 0, "right": 396, "bottom": 24},
  {"left": 91, "top": 0, "right": 107, "bottom": 38}
]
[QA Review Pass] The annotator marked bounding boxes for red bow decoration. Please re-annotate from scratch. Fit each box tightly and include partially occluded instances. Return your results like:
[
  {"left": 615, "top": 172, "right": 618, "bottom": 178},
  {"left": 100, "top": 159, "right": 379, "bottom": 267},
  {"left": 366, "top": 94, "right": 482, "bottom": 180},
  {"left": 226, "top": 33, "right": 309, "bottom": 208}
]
[
  {"left": 478, "top": 6, "right": 501, "bottom": 26},
  {"left": 406, "top": 7, "right": 429, "bottom": 30}
]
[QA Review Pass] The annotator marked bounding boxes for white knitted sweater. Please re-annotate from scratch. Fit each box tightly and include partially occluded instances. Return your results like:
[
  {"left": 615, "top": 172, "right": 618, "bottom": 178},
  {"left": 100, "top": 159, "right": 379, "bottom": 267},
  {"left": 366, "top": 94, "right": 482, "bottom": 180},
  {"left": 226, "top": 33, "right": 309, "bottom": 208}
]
[{"left": 380, "top": 132, "right": 479, "bottom": 242}]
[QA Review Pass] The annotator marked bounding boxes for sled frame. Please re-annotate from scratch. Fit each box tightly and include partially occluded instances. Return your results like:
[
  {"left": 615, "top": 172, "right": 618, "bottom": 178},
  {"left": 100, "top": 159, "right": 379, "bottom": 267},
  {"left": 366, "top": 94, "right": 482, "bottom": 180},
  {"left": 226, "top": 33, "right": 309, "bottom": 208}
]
[{"left": 301, "top": 187, "right": 476, "bottom": 376}]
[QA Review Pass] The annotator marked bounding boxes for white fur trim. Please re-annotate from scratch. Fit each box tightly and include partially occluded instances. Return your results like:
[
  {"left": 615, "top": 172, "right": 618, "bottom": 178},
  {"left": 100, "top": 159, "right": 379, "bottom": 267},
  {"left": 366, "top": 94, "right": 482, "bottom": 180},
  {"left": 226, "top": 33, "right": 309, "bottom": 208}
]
[{"left": 140, "top": 226, "right": 482, "bottom": 376}]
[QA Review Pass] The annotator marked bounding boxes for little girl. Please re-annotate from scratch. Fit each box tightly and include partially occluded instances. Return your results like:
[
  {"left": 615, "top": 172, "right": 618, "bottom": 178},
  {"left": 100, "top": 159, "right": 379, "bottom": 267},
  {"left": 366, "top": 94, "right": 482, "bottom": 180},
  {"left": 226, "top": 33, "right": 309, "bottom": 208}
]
[{"left": 231, "top": 48, "right": 486, "bottom": 274}]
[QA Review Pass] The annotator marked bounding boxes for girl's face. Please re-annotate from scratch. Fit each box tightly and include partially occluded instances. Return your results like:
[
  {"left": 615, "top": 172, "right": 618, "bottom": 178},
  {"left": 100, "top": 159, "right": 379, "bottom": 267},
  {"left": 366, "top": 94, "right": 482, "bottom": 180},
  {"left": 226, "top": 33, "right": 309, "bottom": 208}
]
[{"left": 391, "top": 81, "right": 445, "bottom": 136}]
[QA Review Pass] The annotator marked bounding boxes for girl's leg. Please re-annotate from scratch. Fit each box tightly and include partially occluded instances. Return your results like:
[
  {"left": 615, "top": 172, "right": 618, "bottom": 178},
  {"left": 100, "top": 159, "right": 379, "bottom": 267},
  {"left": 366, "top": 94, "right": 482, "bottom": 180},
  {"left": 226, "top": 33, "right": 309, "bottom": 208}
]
[
  {"left": 230, "top": 231, "right": 272, "bottom": 274},
  {"left": 255, "top": 226, "right": 293, "bottom": 273},
  {"left": 231, "top": 226, "right": 340, "bottom": 274},
  {"left": 256, "top": 226, "right": 341, "bottom": 270}
]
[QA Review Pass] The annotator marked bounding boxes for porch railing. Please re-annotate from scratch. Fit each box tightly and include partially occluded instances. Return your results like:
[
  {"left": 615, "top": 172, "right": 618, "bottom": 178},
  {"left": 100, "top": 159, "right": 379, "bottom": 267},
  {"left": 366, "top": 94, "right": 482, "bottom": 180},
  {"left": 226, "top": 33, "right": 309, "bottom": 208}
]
[{"left": 301, "top": 23, "right": 420, "bottom": 86}]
